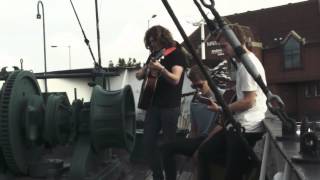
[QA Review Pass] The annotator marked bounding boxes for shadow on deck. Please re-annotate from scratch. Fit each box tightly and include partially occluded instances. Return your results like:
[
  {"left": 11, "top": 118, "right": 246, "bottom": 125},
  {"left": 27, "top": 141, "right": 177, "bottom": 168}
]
[{"left": 117, "top": 149, "right": 194, "bottom": 180}]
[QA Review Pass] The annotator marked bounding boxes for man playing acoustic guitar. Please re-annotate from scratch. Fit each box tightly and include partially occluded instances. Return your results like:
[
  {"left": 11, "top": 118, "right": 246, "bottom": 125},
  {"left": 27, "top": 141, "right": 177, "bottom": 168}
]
[{"left": 136, "top": 25, "right": 187, "bottom": 180}]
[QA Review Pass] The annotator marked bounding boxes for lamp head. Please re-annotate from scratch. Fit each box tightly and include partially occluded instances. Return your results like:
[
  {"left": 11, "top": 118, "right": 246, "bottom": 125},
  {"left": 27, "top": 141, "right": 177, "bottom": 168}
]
[{"left": 36, "top": 1, "right": 43, "bottom": 19}]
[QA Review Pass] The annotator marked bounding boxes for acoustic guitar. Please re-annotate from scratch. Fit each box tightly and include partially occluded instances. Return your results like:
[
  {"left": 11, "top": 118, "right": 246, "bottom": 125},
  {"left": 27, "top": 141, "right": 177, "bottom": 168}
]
[{"left": 138, "top": 47, "right": 176, "bottom": 110}]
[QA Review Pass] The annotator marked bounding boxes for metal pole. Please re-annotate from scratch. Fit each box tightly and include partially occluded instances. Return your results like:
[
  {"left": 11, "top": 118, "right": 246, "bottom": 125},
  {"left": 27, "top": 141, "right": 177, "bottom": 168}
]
[
  {"left": 94, "top": 0, "right": 102, "bottom": 67},
  {"left": 37, "top": 0, "right": 48, "bottom": 93},
  {"left": 259, "top": 134, "right": 270, "bottom": 180},
  {"left": 200, "top": 20, "right": 206, "bottom": 60},
  {"left": 94, "top": 0, "right": 109, "bottom": 90},
  {"left": 283, "top": 162, "right": 291, "bottom": 180},
  {"left": 20, "top": 58, "right": 23, "bottom": 70},
  {"left": 186, "top": 19, "right": 206, "bottom": 60},
  {"left": 68, "top": 45, "right": 71, "bottom": 69}
]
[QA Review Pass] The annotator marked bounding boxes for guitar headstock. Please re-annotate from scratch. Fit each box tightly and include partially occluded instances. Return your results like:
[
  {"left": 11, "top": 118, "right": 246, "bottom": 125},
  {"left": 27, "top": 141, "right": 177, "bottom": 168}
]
[
  {"left": 151, "top": 49, "right": 165, "bottom": 61},
  {"left": 148, "top": 47, "right": 177, "bottom": 63}
]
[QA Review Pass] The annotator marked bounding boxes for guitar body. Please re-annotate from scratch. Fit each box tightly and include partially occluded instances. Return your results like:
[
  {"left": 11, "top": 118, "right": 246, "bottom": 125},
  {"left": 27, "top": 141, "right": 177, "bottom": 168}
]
[
  {"left": 223, "top": 88, "right": 236, "bottom": 104},
  {"left": 137, "top": 47, "right": 177, "bottom": 110},
  {"left": 138, "top": 73, "right": 158, "bottom": 110}
]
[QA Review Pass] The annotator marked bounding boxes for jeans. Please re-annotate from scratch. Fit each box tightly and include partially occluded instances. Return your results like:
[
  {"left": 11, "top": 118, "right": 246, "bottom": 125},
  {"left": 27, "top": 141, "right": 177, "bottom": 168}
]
[
  {"left": 144, "top": 106, "right": 180, "bottom": 180},
  {"left": 197, "top": 130, "right": 263, "bottom": 180},
  {"left": 161, "top": 136, "right": 207, "bottom": 180}
]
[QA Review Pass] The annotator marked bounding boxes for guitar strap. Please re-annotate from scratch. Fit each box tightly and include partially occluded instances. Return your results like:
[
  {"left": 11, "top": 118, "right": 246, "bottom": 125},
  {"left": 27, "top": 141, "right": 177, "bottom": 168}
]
[
  {"left": 146, "top": 47, "right": 177, "bottom": 64},
  {"left": 163, "top": 47, "right": 176, "bottom": 57}
]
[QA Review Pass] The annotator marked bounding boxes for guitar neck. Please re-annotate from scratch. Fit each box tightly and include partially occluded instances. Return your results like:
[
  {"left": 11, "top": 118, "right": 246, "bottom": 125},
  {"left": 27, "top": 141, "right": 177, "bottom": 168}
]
[{"left": 148, "top": 47, "right": 177, "bottom": 63}]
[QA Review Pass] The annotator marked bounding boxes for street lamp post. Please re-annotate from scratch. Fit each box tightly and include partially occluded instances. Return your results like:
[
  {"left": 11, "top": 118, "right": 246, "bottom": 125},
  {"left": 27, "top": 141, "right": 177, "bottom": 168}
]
[
  {"left": 200, "top": 20, "right": 205, "bottom": 60},
  {"left": 187, "top": 19, "right": 206, "bottom": 60},
  {"left": 36, "top": 0, "right": 48, "bottom": 93},
  {"left": 147, "top": 14, "right": 157, "bottom": 29},
  {"left": 51, "top": 45, "right": 72, "bottom": 70},
  {"left": 67, "top": 45, "right": 71, "bottom": 69}
]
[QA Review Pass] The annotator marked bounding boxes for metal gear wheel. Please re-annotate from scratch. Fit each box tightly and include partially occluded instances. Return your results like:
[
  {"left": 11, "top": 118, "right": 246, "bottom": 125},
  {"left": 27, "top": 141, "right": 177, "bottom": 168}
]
[
  {"left": 44, "top": 93, "right": 72, "bottom": 146},
  {"left": 0, "top": 71, "right": 44, "bottom": 174},
  {"left": 0, "top": 86, "right": 6, "bottom": 172},
  {"left": 90, "top": 85, "right": 136, "bottom": 152}
]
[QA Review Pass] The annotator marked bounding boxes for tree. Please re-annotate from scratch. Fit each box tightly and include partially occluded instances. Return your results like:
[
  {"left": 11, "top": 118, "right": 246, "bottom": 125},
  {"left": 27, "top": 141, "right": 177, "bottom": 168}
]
[
  {"left": 127, "top": 57, "right": 133, "bottom": 67},
  {"left": 116, "top": 57, "right": 140, "bottom": 68},
  {"left": 117, "top": 58, "right": 126, "bottom": 67},
  {"left": 108, "top": 60, "right": 114, "bottom": 68}
]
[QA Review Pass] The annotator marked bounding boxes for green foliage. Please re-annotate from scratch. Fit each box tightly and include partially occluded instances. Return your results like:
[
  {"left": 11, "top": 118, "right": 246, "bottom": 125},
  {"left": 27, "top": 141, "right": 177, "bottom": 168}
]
[
  {"left": 117, "top": 58, "right": 126, "bottom": 67},
  {"left": 108, "top": 60, "right": 114, "bottom": 68},
  {"left": 114, "top": 57, "right": 141, "bottom": 68}
]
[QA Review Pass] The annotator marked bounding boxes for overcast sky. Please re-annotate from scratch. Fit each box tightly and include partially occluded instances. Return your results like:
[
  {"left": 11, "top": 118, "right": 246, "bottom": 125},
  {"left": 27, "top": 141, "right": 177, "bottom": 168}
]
[{"left": 0, "top": 0, "right": 305, "bottom": 72}]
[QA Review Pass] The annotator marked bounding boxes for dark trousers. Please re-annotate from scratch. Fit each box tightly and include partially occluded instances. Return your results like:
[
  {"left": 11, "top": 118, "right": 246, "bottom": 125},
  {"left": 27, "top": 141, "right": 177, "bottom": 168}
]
[
  {"left": 161, "top": 136, "right": 207, "bottom": 180},
  {"left": 144, "top": 107, "right": 180, "bottom": 180},
  {"left": 197, "top": 130, "right": 263, "bottom": 180}
]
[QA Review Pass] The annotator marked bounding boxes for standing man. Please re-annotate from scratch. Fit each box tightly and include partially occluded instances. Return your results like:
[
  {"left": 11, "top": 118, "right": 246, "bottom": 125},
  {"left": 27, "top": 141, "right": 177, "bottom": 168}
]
[
  {"left": 136, "top": 25, "right": 187, "bottom": 180},
  {"left": 196, "top": 23, "right": 267, "bottom": 180}
]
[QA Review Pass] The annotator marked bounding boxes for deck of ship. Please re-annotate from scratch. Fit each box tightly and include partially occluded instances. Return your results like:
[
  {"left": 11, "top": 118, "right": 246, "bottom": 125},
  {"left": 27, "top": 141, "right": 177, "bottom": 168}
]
[{"left": 118, "top": 149, "right": 195, "bottom": 180}]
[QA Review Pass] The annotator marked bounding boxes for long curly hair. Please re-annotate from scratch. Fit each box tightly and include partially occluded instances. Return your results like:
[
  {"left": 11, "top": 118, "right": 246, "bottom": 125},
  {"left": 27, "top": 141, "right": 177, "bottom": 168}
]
[{"left": 144, "top": 25, "right": 176, "bottom": 50}]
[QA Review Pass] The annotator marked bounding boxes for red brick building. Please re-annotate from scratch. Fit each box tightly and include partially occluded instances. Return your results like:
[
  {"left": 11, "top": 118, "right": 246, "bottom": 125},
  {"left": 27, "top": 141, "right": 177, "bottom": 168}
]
[{"left": 188, "top": 0, "right": 320, "bottom": 121}]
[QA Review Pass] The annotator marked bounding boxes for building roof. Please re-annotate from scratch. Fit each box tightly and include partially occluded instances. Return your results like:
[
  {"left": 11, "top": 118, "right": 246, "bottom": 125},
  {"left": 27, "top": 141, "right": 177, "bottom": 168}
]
[
  {"left": 0, "top": 67, "right": 121, "bottom": 81},
  {"left": 226, "top": 0, "right": 320, "bottom": 48},
  {"left": 188, "top": 0, "right": 320, "bottom": 49}
]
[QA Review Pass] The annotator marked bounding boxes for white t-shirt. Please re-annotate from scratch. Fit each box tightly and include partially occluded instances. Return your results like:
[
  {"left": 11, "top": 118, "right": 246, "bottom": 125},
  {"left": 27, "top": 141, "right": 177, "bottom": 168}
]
[{"left": 233, "top": 52, "right": 267, "bottom": 133}]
